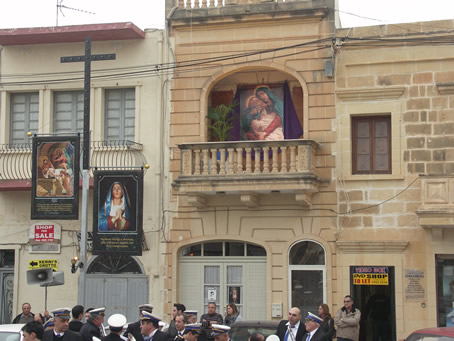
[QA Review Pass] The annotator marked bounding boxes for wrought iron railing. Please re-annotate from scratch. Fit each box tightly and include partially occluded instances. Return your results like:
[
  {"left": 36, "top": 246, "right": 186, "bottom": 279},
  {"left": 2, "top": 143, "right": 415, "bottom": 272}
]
[{"left": 0, "top": 140, "right": 147, "bottom": 180}]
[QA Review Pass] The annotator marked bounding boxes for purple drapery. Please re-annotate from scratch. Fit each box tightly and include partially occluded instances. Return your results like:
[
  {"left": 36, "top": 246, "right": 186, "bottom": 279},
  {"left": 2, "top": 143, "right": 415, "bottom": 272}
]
[{"left": 283, "top": 80, "right": 303, "bottom": 139}]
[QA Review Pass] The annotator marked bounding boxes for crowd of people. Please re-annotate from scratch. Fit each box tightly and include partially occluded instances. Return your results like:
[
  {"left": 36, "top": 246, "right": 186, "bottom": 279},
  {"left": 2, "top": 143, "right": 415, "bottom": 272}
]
[{"left": 16, "top": 295, "right": 362, "bottom": 341}]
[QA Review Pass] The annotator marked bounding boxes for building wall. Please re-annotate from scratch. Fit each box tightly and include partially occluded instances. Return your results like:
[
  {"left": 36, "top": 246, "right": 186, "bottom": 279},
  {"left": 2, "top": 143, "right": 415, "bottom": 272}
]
[
  {"left": 0, "top": 29, "right": 169, "bottom": 318},
  {"left": 166, "top": 0, "right": 338, "bottom": 319},
  {"left": 335, "top": 20, "right": 454, "bottom": 337}
]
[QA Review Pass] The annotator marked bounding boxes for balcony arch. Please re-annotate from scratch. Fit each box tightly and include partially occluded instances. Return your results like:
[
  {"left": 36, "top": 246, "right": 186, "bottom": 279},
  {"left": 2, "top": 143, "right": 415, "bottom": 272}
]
[{"left": 200, "top": 63, "right": 310, "bottom": 141}]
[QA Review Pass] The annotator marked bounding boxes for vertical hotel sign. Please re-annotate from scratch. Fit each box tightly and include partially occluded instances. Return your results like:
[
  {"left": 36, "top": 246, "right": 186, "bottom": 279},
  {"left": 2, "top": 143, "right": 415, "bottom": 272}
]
[
  {"left": 92, "top": 170, "right": 143, "bottom": 255},
  {"left": 31, "top": 136, "right": 80, "bottom": 219}
]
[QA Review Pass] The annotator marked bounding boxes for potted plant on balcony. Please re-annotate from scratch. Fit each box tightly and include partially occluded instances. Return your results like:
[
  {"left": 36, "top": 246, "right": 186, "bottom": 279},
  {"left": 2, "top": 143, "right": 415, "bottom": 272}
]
[
  {"left": 207, "top": 102, "right": 238, "bottom": 172},
  {"left": 206, "top": 102, "right": 237, "bottom": 142}
]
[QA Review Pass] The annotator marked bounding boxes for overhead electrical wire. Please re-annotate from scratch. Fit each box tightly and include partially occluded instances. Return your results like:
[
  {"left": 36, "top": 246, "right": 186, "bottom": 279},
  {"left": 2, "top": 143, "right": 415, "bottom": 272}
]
[{"left": 2, "top": 27, "right": 454, "bottom": 86}]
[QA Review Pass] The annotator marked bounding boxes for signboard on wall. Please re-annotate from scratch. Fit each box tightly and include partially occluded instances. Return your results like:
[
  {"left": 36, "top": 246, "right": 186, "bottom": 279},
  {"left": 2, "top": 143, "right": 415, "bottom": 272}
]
[
  {"left": 353, "top": 266, "right": 389, "bottom": 285},
  {"left": 92, "top": 170, "right": 143, "bottom": 255},
  {"left": 28, "top": 259, "right": 58, "bottom": 271},
  {"left": 31, "top": 136, "right": 80, "bottom": 220},
  {"left": 28, "top": 222, "right": 61, "bottom": 253},
  {"left": 404, "top": 268, "right": 425, "bottom": 301}
]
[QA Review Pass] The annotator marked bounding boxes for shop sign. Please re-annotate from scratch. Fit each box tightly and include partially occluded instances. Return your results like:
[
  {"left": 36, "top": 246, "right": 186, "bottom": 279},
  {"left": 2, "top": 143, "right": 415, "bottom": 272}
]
[
  {"left": 28, "top": 222, "right": 61, "bottom": 254},
  {"left": 28, "top": 259, "right": 58, "bottom": 271},
  {"left": 34, "top": 224, "right": 54, "bottom": 242},
  {"left": 353, "top": 266, "right": 389, "bottom": 285}
]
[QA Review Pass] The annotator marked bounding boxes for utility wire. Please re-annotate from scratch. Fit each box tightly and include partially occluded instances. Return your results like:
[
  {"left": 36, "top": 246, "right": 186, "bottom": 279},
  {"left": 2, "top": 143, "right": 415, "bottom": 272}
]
[{"left": 2, "top": 29, "right": 454, "bottom": 86}]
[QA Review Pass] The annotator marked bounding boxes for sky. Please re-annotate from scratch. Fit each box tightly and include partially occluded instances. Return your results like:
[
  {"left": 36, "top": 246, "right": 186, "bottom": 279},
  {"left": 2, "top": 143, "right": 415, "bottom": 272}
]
[{"left": 0, "top": 0, "right": 453, "bottom": 31}]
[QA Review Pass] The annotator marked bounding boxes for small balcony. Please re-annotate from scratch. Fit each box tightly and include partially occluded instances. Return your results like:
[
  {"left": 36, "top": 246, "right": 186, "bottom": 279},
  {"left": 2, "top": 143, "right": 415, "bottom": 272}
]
[
  {"left": 173, "top": 139, "right": 321, "bottom": 208},
  {"left": 0, "top": 140, "right": 147, "bottom": 188},
  {"left": 416, "top": 175, "right": 454, "bottom": 240}
]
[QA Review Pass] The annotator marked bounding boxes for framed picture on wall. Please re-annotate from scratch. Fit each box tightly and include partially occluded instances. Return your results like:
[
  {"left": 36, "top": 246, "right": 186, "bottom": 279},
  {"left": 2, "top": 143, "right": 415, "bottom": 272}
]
[{"left": 228, "top": 286, "right": 241, "bottom": 304}]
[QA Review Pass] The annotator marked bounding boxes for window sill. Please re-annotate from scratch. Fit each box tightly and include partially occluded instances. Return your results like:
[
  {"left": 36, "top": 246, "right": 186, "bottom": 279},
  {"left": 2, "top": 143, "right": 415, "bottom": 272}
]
[{"left": 343, "top": 174, "right": 405, "bottom": 182}]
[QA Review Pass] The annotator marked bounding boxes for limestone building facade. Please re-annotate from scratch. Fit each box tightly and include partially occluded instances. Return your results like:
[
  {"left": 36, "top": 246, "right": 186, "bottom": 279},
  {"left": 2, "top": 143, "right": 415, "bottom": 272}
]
[
  {"left": 165, "top": 0, "right": 338, "bottom": 328},
  {"left": 165, "top": 0, "right": 454, "bottom": 340}
]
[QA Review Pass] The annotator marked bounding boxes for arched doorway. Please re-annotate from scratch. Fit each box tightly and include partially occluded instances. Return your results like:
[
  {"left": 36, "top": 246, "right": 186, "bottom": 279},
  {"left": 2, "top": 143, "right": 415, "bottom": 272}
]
[
  {"left": 288, "top": 241, "right": 326, "bottom": 316},
  {"left": 85, "top": 255, "right": 148, "bottom": 321},
  {"left": 178, "top": 241, "right": 267, "bottom": 319}
]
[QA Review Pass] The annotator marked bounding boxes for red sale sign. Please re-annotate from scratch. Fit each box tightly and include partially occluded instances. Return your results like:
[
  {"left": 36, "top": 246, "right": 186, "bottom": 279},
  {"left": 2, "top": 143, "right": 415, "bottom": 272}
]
[{"left": 34, "top": 225, "right": 54, "bottom": 242}]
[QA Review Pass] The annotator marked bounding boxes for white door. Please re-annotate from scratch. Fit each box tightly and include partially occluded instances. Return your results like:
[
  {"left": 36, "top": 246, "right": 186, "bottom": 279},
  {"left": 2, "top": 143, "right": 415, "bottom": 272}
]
[{"left": 179, "top": 259, "right": 266, "bottom": 319}]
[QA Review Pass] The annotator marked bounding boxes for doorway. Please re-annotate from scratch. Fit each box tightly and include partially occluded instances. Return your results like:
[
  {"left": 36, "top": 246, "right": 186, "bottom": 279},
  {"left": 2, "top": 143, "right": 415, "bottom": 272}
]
[
  {"left": 288, "top": 241, "right": 326, "bottom": 317},
  {"left": 85, "top": 255, "right": 148, "bottom": 322},
  {"left": 351, "top": 266, "right": 396, "bottom": 341}
]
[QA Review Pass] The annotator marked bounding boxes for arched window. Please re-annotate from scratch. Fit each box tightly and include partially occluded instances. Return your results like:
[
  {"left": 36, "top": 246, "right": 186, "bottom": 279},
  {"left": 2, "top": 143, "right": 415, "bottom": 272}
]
[
  {"left": 87, "top": 255, "right": 143, "bottom": 274},
  {"left": 288, "top": 241, "right": 326, "bottom": 317}
]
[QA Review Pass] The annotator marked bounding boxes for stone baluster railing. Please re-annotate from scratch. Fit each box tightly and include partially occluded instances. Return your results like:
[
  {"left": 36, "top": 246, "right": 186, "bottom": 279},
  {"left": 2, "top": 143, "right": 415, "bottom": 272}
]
[{"left": 178, "top": 139, "right": 318, "bottom": 177}]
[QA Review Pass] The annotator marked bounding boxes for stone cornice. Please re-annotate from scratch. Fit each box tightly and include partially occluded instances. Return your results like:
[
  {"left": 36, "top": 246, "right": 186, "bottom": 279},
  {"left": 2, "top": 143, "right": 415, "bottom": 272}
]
[
  {"left": 336, "top": 241, "right": 408, "bottom": 254},
  {"left": 336, "top": 87, "right": 405, "bottom": 101},
  {"left": 436, "top": 83, "right": 454, "bottom": 95}
]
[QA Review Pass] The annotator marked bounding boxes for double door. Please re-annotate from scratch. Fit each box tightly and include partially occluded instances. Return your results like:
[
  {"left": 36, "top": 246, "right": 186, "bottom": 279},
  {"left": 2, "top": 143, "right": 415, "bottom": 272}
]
[{"left": 179, "top": 259, "right": 266, "bottom": 319}]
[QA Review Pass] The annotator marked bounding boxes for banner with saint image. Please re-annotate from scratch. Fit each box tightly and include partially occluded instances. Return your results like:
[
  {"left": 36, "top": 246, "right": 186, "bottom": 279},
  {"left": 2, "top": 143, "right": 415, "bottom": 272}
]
[
  {"left": 92, "top": 170, "right": 143, "bottom": 255},
  {"left": 31, "top": 136, "right": 80, "bottom": 219}
]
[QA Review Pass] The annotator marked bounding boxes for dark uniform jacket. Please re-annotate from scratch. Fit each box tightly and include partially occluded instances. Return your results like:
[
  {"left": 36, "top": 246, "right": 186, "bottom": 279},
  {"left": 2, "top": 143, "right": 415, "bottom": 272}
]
[
  {"left": 302, "top": 328, "right": 329, "bottom": 341},
  {"left": 276, "top": 320, "right": 306, "bottom": 341},
  {"left": 42, "top": 329, "right": 84, "bottom": 341},
  {"left": 80, "top": 320, "right": 102, "bottom": 341},
  {"left": 102, "top": 333, "right": 124, "bottom": 341},
  {"left": 69, "top": 320, "right": 84, "bottom": 333},
  {"left": 123, "top": 321, "right": 141, "bottom": 341},
  {"left": 149, "top": 330, "right": 171, "bottom": 341}
]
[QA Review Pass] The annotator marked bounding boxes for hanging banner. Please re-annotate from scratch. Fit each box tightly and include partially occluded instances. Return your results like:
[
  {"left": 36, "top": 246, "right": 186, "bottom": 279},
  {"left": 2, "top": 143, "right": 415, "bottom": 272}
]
[
  {"left": 31, "top": 136, "right": 80, "bottom": 219},
  {"left": 353, "top": 266, "right": 389, "bottom": 285},
  {"left": 92, "top": 170, "right": 143, "bottom": 255}
]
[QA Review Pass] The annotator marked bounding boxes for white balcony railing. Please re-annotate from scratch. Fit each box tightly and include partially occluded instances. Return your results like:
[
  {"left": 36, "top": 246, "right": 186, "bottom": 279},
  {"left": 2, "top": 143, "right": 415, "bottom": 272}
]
[
  {"left": 0, "top": 140, "right": 146, "bottom": 181},
  {"left": 174, "top": 139, "right": 320, "bottom": 207}
]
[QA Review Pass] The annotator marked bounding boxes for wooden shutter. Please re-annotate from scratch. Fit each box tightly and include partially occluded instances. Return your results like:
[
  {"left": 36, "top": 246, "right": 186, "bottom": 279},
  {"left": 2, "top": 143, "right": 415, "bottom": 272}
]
[
  {"left": 54, "top": 91, "right": 84, "bottom": 134},
  {"left": 10, "top": 92, "right": 39, "bottom": 144},
  {"left": 105, "top": 88, "right": 135, "bottom": 141},
  {"left": 352, "top": 116, "right": 391, "bottom": 174}
]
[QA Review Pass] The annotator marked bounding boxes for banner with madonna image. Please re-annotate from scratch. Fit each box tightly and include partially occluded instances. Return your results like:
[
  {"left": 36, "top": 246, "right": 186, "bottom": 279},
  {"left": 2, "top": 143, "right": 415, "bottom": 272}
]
[
  {"left": 237, "top": 81, "right": 303, "bottom": 141},
  {"left": 31, "top": 135, "right": 80, "bottom": 219},
  {"left": 92, "top": 170, "right": 143, "bottom": 255}
]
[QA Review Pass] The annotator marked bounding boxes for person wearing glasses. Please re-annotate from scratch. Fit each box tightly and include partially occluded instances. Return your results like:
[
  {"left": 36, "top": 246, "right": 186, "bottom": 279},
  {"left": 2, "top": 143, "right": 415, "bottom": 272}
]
[{"left": 334, "top": 296, "right": 361, "bottom": 341}]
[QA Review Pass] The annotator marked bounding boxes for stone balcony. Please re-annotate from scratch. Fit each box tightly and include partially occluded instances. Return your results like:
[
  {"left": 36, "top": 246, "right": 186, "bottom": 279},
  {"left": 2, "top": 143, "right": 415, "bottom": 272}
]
[
  {"left": 172, "top": 139, "right": 321, "bottom": 208},
  {"left": 416, "top": 175, "right": 454, "bottom": 240}
]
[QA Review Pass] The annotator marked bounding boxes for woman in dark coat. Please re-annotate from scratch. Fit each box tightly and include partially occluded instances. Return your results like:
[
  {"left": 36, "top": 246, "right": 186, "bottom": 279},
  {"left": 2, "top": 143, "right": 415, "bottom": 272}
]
[{"left": 318, "top": 304, "right": 336, "bottom": 340}]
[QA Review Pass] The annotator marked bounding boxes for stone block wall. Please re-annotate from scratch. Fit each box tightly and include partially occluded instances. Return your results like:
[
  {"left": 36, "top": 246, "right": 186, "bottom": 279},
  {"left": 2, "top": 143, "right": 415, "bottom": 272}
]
[{"left": 165, "top": 0, "right": 338, "bottom": 318}]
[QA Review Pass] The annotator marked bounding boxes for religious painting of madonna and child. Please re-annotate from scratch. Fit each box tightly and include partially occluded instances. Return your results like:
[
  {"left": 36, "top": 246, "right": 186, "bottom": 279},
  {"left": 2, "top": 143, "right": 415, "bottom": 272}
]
[
  {"left": 238, "top": 82, "right": 303, "bottom": 141},
  {"left": 240, "top": 85, "right": 285, "bottom": 141},
  {"left": 31, "top": 136, "right": 80, "bottom": 220},
  {"left": 92, "top": 170, "right": 143, "bottom": 255}
]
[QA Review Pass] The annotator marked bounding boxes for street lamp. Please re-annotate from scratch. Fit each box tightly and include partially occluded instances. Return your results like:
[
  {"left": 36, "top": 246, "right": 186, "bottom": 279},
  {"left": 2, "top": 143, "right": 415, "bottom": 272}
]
[{"left": 71, "top": 256, "right": 83, "bottom": 274}]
